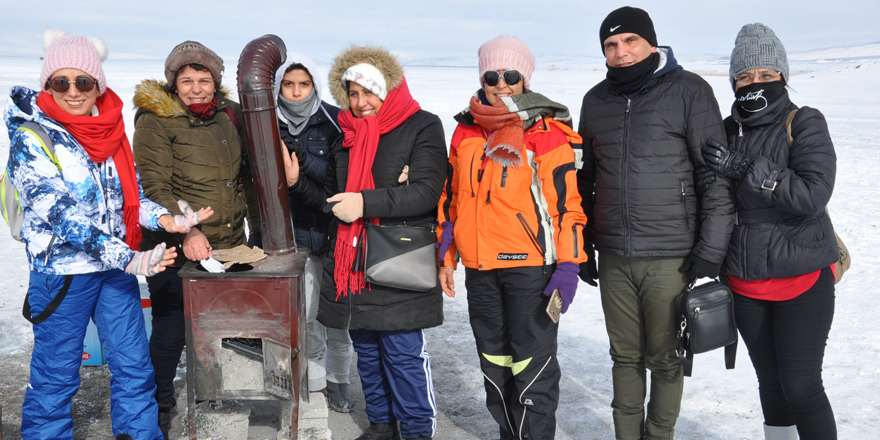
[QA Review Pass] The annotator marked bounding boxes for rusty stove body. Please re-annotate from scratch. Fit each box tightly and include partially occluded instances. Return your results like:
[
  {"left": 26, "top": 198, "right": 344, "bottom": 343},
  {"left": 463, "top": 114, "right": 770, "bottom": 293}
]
[{"left": 180, "top": 35, "right": 307, "bottom": 439}]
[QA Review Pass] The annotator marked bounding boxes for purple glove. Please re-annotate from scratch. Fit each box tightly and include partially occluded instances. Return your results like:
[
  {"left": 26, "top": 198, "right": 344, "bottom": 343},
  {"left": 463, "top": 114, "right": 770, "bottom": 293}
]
[
  {"left": 543, "top": 262, "right": 580, "bottom": 314},
  {"left": 434, "top": 221, "right": 454, "bottom": 259}
]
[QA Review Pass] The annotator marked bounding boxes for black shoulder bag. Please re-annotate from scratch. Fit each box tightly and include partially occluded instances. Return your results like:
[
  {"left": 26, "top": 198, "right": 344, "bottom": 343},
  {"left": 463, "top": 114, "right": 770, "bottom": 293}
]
[
  {"left": 674, "top": 279, "right": 738, "bottom": 377},
  {"left": 360, "top": 222, "right": 438, "bottom": 291}
]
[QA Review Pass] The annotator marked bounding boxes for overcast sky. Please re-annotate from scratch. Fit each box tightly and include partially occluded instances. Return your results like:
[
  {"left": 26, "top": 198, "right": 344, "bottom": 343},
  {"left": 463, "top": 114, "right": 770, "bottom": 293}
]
[{"left": 2, "top": 0, "right": 878, "bottom": 63}]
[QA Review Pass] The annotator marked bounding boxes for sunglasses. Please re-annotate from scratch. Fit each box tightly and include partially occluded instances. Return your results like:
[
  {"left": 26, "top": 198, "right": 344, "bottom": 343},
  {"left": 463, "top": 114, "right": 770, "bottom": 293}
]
[
  {"left": 482, "top": 70, "right": 522, "bottom": 87},
  {"left": 46, "top": 76, "right": 98, "bottom": 94}
]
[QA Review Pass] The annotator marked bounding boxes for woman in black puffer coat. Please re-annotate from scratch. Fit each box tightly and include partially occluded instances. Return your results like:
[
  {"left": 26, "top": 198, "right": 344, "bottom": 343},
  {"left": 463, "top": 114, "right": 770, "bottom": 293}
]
[
  {"left": 701, "top": 24, "right": 838, "bottom": 440},
  {"left": 283, "top": 45, "right": 447, "bottom": 440}
]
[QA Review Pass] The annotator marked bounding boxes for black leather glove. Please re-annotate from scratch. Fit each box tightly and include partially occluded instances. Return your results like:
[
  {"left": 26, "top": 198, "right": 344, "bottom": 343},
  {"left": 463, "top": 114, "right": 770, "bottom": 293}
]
[
  {"left": 694, "top": 165, "right": 716, "bottom": 197},
  {"left": 678, "top": 254, "right": 722, "bottom": 280},
  {"left": 247, "top": 231, "right": 262, "bottom": 249},
  {"left": 579, "top": 240, "right": 599, "bottom": 287},
  {"left": 701, "top": 139, "right": 752, "bottom": 180}
]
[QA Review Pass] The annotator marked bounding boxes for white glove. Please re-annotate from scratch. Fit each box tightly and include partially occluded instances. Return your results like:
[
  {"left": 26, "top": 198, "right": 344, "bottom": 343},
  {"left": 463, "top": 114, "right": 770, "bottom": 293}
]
[
  {"left": 125, "top": 243, "right": 167, "bottom": 277},
  {"left": 327, "top": 192, "right": 364, "bottom": 223}
]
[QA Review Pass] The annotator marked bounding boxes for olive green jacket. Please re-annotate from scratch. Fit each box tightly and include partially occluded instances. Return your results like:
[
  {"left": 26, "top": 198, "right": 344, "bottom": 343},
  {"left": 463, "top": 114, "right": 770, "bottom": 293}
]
[{"left": 132, "top": 79, "right": 260, "bottom": 265}]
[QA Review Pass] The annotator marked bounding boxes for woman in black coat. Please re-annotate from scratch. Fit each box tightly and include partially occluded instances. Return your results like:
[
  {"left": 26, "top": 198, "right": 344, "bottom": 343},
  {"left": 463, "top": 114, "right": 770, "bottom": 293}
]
[
  {"left": 283, "top": 45, "right": 447, "bottom": 440},
  {"left": 701, "top": 24, "right": 838, "bottom": 440}
]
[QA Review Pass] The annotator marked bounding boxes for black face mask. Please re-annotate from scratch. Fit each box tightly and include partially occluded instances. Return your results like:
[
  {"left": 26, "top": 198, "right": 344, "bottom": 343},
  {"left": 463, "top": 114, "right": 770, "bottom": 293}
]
[
  {"left": 734, "top": 81, "right": 786, "bottom": 117},
  {"left": 606, "top": 52, "right": 660, "bottom": 95}
]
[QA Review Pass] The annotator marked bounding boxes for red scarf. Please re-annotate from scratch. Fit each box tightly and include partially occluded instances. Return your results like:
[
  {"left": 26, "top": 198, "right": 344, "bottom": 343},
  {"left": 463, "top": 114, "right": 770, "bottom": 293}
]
[
  {"left": 334, "top": 77, "right": 421, "bottom": 298},
  {"left": 188, "top": 97, "right": 218, "bottom": 120},
  {"left": 469, "top": 96, "right": 525, "bottom": 167},
  {"left": 37, "top": 89, "right": 142, "bottom": 250}
]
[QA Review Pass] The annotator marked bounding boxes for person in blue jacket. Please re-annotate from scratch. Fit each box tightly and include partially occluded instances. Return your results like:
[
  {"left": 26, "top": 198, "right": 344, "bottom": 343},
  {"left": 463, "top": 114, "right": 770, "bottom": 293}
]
[
  {"left": 275, "top": 53, "right": 354, "bottom": 412},
  {"left": 4, "top": 29, "right": 209, "bottom": 439}
]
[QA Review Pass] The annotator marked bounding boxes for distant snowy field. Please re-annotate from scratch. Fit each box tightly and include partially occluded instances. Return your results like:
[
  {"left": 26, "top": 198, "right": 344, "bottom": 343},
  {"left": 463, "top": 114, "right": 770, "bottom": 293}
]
[{"left": 1, "top": 44, "right": 879, "bottom": 439}]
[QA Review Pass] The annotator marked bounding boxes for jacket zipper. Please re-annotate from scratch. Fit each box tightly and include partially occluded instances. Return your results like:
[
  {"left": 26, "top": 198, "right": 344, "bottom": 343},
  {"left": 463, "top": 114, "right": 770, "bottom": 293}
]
[
  {"left": 516, "top": 213, "right": 545, "bottom": 258},
  {"left": 572, "top": 223, "right": 585, "bottom": 259},
  {"left": 44, "top": 234, "right": 57, "bottom": 266},
  {"left": 469, "top": 154, "right": 477, "bottom": 197},
  {"left": 501, "top": 166, "right": 508, "bottom": 188},
  {"left": 734, "top": 120, "right": 748, "bottom": 274},
  {"left": 622, "top": 98, "right": 632, "bottom": 256},
  {"left": 680, "top": 180, "right": 689, "bottom": 231}
]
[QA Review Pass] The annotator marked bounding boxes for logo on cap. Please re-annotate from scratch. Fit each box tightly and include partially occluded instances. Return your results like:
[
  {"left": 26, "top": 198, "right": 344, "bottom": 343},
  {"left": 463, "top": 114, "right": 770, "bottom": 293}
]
[{"left": 610, "top": 25, "right": 622, "bottom": 32}]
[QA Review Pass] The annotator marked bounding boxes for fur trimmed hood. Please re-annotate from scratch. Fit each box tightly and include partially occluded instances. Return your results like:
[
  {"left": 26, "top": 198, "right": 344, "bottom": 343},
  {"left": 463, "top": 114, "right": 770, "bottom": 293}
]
[
  {"left": 328, "top": 45, "right": 404, "bottom": 110},
  {"left": 132, "top": 79, "right": 234, "bottom": 120}
]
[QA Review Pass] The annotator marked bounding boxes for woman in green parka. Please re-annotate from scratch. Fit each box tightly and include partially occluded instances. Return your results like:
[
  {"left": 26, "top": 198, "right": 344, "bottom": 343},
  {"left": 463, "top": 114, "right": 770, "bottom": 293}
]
[{"left": 131, "top": 40, "right": 260, "bottom": 438}]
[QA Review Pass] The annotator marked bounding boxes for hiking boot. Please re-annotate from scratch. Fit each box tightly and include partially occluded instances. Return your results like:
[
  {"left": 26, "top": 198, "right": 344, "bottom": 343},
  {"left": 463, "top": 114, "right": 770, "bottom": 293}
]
[
  {"left": 325, "top": 381, "right": 354, "bottom": 413},
  {"left": 353, "top": 422, "right": 401, "bottom": 440},
  {"left": 158, "top": 400, "right": 176, "bottom": 440}
]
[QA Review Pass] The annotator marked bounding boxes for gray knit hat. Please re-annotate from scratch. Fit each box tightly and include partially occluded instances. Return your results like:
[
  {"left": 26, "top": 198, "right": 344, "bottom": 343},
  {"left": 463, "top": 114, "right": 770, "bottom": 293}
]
[{"left": 729, "top": 23, "right": 789, "bottom": 90}]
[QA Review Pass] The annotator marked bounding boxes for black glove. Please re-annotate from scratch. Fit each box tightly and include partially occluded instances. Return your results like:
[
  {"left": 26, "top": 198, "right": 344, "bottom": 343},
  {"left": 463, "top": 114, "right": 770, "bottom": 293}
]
[
  {"left": 247, "top": 231, "right": 262, "bottom": 249},
  {"left": 286, "top": 141, "right": 308, "bottom": 166},
  {"left": 578, "top": 240, "right": 599, "bottom": 287},
  {"left": 694, "top": 165, "right": 716, "bottom": 197},
  {"left": 701, "top": 139, "right": 753, "bottom": 180},
  {"left": 678, "top": 254, "right": 722, "bottom": 280}
]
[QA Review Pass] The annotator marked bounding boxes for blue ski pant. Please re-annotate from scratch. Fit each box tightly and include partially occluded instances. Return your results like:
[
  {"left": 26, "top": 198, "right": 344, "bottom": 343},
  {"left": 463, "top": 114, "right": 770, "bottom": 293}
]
[
  {"left": 21, "top": 269, "right": 162, "bottom": 440},
  {"left": 349, "top": 329, "right": 437, "bottom": 439}
]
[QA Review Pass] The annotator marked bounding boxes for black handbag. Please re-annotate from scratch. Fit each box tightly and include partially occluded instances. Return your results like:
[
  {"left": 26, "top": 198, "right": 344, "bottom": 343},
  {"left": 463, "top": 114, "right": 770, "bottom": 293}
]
[
  {"left": 361, "top": 222, "right": 438, "bottom": 291},
  {"left": 674, "top": 279, "right": 738, "bottom": 377}
]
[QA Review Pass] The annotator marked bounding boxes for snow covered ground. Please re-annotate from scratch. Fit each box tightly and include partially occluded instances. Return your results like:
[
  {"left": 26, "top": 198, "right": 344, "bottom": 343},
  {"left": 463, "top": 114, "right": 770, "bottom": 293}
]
[{"left": 1, "top": 44, "right": 879, "bottom": 439}]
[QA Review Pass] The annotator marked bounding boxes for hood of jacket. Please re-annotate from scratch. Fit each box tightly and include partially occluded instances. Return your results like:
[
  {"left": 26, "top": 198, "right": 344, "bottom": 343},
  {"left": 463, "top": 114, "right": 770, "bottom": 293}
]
[
  {"left": 328, "top": 45, "right": 404, "bottom": 111},
  {"left": 132, "top": 79, "right": 234, "bottom": 122},
  {"left": 275, "top": 53, "right": 324, "bottom": 116}
]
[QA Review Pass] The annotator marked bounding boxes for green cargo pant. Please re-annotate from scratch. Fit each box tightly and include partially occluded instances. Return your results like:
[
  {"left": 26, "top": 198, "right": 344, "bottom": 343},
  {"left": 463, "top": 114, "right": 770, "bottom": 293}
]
[{"left": 598, "top": 253, "right": 689, "bottom": 440}]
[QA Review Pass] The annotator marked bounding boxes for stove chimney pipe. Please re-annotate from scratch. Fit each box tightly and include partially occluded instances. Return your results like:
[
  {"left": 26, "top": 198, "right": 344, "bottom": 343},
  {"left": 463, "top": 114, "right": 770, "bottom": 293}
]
[{"left": 236, "top": 35, "right": 295, "bottom": 255}]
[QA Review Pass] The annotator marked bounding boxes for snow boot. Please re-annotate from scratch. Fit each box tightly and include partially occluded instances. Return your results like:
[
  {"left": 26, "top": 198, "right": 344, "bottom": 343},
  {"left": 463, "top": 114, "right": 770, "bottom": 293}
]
[
  {"left": 158, "top": 400, "right": 176, "bottom": 439},
  {"left": 325, "top": 381, "right": 354, "bottom": 413},
  {"left": 764, "top": 423, "right": 798, "bottom": 440},
  {"left": 353, "top": 422, "right": 401, "bottom": 440}
]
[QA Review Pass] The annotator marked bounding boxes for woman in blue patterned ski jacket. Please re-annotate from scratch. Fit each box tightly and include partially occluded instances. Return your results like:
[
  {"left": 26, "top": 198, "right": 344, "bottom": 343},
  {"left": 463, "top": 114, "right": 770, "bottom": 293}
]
[{"left": 4, "top": 30, "right": 205, "bottom": 440}]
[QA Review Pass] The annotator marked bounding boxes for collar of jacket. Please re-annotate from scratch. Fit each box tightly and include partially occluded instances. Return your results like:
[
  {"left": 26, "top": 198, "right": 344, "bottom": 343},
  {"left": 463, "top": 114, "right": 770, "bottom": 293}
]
[
  {"left": 132, "top": 78, "right": 234, "bottom": 125},
  {"left": 612, "top": 46, "right": 683, "bottom": 99},
  {"left": 731, "top": 89, "right": 793, "bottom": 129}
]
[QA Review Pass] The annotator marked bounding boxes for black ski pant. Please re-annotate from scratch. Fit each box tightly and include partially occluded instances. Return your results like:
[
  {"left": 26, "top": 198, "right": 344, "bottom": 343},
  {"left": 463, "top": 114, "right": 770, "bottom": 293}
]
[
  {"left": 464, "top": 265, "right": 558, "bottom": 440},
  {"left": 146, "top": 266, "right": 185, "bottom": 406},
  {"left": 733, "top": 266, "right": 837, "bottom": 440}
]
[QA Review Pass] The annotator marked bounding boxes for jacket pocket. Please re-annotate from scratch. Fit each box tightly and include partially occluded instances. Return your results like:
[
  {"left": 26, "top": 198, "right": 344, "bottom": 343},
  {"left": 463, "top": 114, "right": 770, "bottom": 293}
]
[{"left": 517, "top": 213, "right": 545, "bottom": 257}]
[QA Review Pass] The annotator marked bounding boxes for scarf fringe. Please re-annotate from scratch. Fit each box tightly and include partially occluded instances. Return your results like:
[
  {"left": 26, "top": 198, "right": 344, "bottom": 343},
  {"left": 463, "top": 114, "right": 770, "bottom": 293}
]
[
  {"left": 485, "top": 143, "right": 523, "bottom": 168},
  {"left": 124, "top": 204, "right": 142, "bottom": 251},
  {"left": 333, "top": 237, "right": 364, "bottom": 299}
]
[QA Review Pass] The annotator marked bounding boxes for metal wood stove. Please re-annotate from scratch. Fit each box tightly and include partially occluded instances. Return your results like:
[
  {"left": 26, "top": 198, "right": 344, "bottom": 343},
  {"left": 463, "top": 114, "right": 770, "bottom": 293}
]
[{"left": 180, "top": 34, "right": 307, "bottom": 439}]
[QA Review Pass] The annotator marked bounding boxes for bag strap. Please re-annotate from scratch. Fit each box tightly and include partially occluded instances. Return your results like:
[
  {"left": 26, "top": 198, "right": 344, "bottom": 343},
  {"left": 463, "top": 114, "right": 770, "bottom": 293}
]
[
  {"left": 224, "top": 106, "right": 242, "bottom": 132},
  {"left": 18, "top": 121, "right": 60, "bottom": 172},
  {"left": 22, "top": 275, "right": 73, "bottom": 325},
  {"left": 785, "top": 109, "right": 798, "bottom": 146},
  {"left": 682, "top": 348, "right": 694, "bottom": 377},
  {"left": 725, "top": 337, "right": 737, "bottom": 370}
]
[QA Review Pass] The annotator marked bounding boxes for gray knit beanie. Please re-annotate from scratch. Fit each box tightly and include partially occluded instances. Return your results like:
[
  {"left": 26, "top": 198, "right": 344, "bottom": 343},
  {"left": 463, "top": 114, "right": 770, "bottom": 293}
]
[{"left": 729, "top": 23, "right": 789, "bottom": 90}]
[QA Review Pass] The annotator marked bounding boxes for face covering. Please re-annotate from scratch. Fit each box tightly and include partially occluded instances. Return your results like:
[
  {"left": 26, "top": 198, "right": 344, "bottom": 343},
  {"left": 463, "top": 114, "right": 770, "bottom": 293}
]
[
  {"left": 277, "top": 88, "right": 317, "bottom": 136},
  {"left": 606, "top": 52, "right": 660, "bottom": 95},
  {"left": 734, "top": 81, "right": 786, "bottom": 117}
]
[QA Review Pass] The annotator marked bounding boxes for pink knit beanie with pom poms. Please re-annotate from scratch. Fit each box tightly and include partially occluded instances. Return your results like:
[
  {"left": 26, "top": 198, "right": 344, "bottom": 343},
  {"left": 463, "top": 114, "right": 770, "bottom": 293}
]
[{"left": 39, "top": 28, "right": 108, "bottom": 95}]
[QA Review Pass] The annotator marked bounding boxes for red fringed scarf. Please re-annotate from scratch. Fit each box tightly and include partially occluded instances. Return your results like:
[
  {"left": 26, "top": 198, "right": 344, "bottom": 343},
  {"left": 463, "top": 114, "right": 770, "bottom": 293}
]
[
  {"left": 334, "top": 77, "right": 421, "bottom": 298},
  {"left": 468, "top": 96, "right": 525, "bottom": 168},
  {"left": 37, "top": 89, "right": 142, "bottom": 250}
]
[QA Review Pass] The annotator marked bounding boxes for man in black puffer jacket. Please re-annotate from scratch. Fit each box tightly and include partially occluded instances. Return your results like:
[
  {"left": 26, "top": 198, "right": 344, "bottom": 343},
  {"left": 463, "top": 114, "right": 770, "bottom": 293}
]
[{"left": 576, "top": 7, "right": 735, "bottom": 440}]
